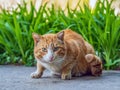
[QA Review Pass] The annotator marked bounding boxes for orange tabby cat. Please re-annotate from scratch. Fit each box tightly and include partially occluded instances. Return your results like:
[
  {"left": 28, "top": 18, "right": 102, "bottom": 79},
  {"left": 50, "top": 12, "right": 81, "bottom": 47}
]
[{"left": 31, "top": 29, "right": 102, "bottom": 80}]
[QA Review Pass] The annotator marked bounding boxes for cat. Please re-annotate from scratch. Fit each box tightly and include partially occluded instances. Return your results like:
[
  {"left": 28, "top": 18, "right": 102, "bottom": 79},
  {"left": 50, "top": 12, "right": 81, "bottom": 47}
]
[{"left": 31, "top": 29, "right": 102, "bottom": 80}]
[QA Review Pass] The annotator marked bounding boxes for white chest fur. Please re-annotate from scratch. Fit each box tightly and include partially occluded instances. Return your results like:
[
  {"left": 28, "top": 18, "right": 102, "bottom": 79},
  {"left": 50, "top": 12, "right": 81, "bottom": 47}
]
[{"left": 38, "top": 58, "right": 64, "bottom": 74}]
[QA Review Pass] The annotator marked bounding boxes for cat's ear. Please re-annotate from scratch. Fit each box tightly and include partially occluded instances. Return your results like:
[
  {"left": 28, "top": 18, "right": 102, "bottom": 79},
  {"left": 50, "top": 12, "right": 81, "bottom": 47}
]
[
  {"left": 57, "top": 31, "right": 64, "bottom": 43},
  {"left": 32, "top": 33, "right": 41, "bottom": 46},
  {"left": 85, "top": 54, "right": 94, "bottom": 63}
]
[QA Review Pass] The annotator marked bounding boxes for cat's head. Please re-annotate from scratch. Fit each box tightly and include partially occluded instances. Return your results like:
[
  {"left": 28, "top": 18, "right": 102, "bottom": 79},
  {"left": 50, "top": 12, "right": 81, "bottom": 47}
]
[{"left": 32, "top": 31, "right": 65, "bottom": 63}]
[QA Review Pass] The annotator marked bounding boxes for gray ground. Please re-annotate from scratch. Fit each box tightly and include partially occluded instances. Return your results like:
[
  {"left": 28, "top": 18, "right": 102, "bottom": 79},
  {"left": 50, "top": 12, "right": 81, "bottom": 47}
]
[{"left": 0, "top": 65, "right": 120, "bottom": 90}]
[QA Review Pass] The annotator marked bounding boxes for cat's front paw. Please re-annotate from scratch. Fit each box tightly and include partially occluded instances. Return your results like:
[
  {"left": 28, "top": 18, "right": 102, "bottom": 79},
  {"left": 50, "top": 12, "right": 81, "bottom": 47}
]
[
  {"left": 30, "top": 71, "right": 42, "bottom": 78},
  {"left": 61, "top": 73, "right": 72, "bottom": 80}
]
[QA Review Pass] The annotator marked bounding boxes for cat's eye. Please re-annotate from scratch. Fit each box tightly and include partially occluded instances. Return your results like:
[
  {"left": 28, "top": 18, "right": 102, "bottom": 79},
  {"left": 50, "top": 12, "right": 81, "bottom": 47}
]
[
  {"left": 53, "top": 47, "right": 59, "bottom": 52},
  {"left": 42, "top": 48, "right": 47, "bottom": 52}
]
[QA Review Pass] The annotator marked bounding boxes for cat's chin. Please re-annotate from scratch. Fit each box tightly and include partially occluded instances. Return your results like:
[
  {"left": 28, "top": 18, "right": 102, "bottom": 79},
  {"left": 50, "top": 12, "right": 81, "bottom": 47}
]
[
  {"left": 39, "top": 57, "right": 63, "bottom": 64},
  {"left": 48, "top": 60, "right": 55, "bottom": 63},
  {"left": 49, "top": 59, "right": 55, "bottom": 62},
  {"left": 40, "top": 59, "right": 55, "bottom": 64}
]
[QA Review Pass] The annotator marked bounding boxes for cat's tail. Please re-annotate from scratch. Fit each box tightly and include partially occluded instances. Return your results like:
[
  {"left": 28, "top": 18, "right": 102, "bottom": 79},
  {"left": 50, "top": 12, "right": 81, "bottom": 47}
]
[{"left": 85, "top": 54, "right": 102, "bottom": 76}]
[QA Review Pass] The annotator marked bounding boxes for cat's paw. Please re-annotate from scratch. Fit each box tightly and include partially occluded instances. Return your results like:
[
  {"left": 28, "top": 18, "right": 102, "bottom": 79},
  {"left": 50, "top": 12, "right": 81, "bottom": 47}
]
[
  {"left": 91, "top": 67, "right": 102, "bottom": 76},
  {"left": 30, "top": 71, "right": 42, "bottom": 78},
  {"left": 61, "top": 73, "right": 72, "bottom": 80},
  {"left": 85, "top": 54, "right": 102, "bottom": 76}
]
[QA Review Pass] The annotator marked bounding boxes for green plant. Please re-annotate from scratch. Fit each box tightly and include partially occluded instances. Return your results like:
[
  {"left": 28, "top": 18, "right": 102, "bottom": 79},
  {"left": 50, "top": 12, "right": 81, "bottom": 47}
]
[
  {"left": 0, "top": 0, "right": 119, "bottom": 69},
  {"left": 0, "top": 2, "right": 35, "bottom": 66},
  {"left": 91, "top": 0, "right": 120, "bottom": 70}
]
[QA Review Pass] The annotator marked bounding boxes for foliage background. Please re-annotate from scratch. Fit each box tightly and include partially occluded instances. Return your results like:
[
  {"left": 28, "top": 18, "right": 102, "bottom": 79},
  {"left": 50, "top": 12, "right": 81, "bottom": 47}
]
[{"left": 0, "top": 0, "right": 120, "bottom": 70}]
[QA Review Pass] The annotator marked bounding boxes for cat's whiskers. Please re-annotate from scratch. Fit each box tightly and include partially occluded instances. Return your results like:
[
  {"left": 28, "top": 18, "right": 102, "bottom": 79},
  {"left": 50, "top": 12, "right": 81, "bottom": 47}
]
[{"left": 51, "top": 57, "right": 64, "bottom": 63}]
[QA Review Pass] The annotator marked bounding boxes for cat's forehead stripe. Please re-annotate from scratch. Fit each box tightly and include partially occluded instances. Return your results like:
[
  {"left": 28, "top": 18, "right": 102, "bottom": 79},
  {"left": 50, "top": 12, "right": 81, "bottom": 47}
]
[
  {"left": 39, "top": 35, "right": 56, "bottom": 49},
  {"left": 43, "top": 35, "right": 56, "bottom": 43}
]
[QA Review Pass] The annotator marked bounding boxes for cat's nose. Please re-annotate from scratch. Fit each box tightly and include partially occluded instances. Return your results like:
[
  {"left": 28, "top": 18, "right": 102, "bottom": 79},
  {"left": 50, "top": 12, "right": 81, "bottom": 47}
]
[{"left": 50, "top": 56, "right": 54, "bottom": 61}]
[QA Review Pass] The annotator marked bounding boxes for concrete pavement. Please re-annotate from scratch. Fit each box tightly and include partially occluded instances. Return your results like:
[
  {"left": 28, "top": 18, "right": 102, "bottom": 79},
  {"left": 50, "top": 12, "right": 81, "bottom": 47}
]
[{"left": 0, "top": 65, "right": 120, "bottom": 90}]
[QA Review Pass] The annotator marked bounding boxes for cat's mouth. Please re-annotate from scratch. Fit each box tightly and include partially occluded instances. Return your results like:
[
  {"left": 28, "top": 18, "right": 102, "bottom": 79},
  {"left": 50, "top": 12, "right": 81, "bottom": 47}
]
[
  {"left": 41, "top": 56, "right": 63, "bottom": 63},
  {"left": 49, "top": 57, "right": 55, "bottom": 63}
]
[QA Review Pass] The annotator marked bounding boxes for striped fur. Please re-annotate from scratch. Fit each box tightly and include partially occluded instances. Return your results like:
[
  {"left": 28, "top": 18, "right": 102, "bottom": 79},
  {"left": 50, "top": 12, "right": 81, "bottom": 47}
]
[{"left": 31, "top": 29, "right": 102, "bottom": 80}]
